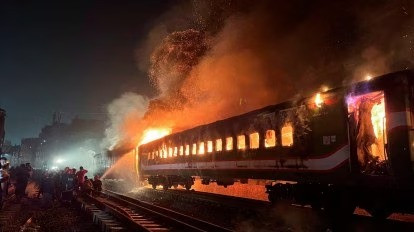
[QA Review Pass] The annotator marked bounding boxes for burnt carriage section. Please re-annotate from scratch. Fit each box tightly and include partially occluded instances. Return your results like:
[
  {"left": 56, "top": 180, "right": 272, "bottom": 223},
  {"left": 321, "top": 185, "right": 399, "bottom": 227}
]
[
  {"left": 137, "top": 70, "right": 414, "bottom": 218},
  {"left": 139, "top": 92, "right": 349, "bottom": 181}
]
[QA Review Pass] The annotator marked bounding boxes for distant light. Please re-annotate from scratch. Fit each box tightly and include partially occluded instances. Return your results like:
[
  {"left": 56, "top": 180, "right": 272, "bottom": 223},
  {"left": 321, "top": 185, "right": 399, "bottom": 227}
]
[
  {"left": 314, "top": 93, "right": 323, "bottom": 108},
  {"left": 51, "top": 166, "right": 58, "bottom": 170},
  {"left": 365, "top": 74, "right": 373, "bottom": 81},
  {"left": 321, "top": 85, "right": 329, "bottom": 92},
  {"left": 55, "top": 158, "right": 65, "bottom": 164}
]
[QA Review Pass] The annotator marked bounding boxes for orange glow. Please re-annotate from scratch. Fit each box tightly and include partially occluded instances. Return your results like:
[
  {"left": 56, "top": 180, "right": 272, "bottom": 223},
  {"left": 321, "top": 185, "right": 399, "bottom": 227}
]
[
  {"left": 173, "top": 147, "right": 178, "bottom": 156},
  {"left": 264, "top": 130, "right": 276, "bottom": 147},
  {"left": 347, "top": 91, "right": 386, "bottom": 162},
  {"left": 139, "top": 128, "right": 171, "bottom": 145},
  {"left": 192, "top": 143, "right": 197, "bottom": 154},
  {"left": 199, "top": 142, "right": 205, "bottom": 154},
  {"left": 281, "top": 123, "right": 293, "bottom": 146},
  {"left": 216, "top": 139, "right": 222, "bottom": 151},
  {"left": 370, "top": 96, "right": 386, "bottom": 160},
  {"left": 237, "top": 135, "right": 246, "bottom": 150},
  {"left": 314, "top": 93, "right": 323, "bottom": 107},
  {"left": 185, "top": 145, "right": 190, "bottom": 156},
  {"left": 168, "top": 147, "right": 173, "bottom": 157},
  {"left": 249, "top": 132, "right": 259, "bottom": 149},
  {"left": 226, "top": 137, "right": 233, "bottom": 150},
  {"left": 207, "top": 141, "right": 213, "bottom": 153},
  {"left": 179, "top": 146, "right": 183, "bottom": 156}
]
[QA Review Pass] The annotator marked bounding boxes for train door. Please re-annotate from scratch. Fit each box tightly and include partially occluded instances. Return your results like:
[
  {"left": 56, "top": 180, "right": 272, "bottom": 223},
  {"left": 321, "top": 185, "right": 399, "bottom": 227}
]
[{"left": 347, "top": 91, "right": 389, "bottom": 175}]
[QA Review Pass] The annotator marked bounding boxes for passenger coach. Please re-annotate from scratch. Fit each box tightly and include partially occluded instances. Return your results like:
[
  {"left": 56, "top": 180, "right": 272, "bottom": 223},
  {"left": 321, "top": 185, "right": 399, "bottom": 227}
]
[{"left": 137, "top": 70, "right": 414, "bottom": 218}]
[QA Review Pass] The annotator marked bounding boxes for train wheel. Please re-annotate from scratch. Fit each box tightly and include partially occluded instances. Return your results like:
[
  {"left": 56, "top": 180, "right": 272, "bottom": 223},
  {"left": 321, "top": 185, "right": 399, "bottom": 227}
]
[{"left": 152, "top": 184, "right": 157, "bottom": 189}]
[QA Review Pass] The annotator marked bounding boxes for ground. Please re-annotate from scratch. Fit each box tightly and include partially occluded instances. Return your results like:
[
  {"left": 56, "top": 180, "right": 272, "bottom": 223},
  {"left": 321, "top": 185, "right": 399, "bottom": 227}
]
[{"left": 0, "top": 182, "right": 99, "bottom": 232}]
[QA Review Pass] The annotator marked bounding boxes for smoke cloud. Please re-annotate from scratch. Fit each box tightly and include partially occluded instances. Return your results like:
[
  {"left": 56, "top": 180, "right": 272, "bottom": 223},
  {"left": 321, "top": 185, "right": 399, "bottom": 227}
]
[
  {"left": 103, "top": 92, "right": 149, "bottom": 151},
  {"left": 106, "top": 0, "right": 413, "bottom": 155}
]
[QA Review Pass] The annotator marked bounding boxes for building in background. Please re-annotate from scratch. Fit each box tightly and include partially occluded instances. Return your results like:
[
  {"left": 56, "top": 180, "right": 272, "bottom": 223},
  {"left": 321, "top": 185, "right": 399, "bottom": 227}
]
[
  {"left": 20, "top": 138, "right": 41, "bottom": 165},
  {"left": 0, "top": 108, "right": 5, "bottom": 154},
  {"left": 1, "top": 140, "right": 22, "bottom": 166},
  {"left": 36, "top": 115, "right": 105, "bottom": 171}
]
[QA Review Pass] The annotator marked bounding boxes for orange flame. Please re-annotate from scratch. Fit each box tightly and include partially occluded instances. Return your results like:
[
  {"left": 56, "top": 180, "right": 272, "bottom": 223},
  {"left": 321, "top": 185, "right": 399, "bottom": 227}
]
[{"left": 139, "top": 128, "right": 171, "bottom": 146}]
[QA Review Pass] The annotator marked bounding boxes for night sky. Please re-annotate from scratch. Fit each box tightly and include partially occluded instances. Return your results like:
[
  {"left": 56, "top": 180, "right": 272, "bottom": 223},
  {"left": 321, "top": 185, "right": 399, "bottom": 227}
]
[{"left": 0, "top": 1, "right": 174, "bottom": 144}]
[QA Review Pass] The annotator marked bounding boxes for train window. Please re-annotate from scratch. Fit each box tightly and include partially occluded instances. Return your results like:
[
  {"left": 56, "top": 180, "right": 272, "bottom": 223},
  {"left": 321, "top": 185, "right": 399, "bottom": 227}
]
[
  {"left": 265, "top": 130, "right": 276, "bottom": 148},
  {"left": 185, "top": 145, "right": 190, "bottom": 156},
  {"left": 199, "top": 142, "right": 205, "bottom": 154},
  {"left": 216, "top": 139, "right": 223, "bottom": 151},
  {"left": 249, "top": 132, "right": 259, "bottom": 149},
  {"left": 168, "top": 147, "right": 173, "bottom": 157},
  {"left": 226, "top": 137, "right": 233, "bottom": 150},
  {"left": 192, "top": 143, "right": 197, "bottom": 155},
  {"left": 179, "top": 146, "right": 184, "bottom": 156},
  {"left": 173, "top": 147, "right": 178, "bottom": 156},
  {"left": 207, "top": 141, "right": 213, "bottom": 153},
  {"left": 237, "top": 135, "right": 246, "bottom": 150},
  {"left": 281, "top": 123, "right": 294, "bottom": 147},
  {"left": 155, "top": 150, "right": 159, "bottom": 158}
]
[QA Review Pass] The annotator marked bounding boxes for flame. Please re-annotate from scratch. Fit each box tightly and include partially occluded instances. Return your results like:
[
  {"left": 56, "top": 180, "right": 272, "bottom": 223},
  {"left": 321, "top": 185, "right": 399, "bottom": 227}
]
[
  {"left": 370, "top": 97, "right": 386, "bottom": 160},
  {"left": 139, "top": 128, "right": 172, "bottom": 145},
  {"left": 314, "top": 93, "right": 323, "bottom": 107}
]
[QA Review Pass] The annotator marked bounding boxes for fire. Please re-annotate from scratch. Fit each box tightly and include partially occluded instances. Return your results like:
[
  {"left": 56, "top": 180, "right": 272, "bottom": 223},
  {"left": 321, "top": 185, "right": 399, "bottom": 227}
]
[
  {"left": 370, "top": 97, "right": 386, "bottom": 159},
  {"left": 314, "top": 93, "right": 323, "bottom": 107},
  {"left": 347, "top": 91, "right": 386, "bottom": 165},
  {"left": 139, "top": 128, "right": 172, "bottom": 145}
]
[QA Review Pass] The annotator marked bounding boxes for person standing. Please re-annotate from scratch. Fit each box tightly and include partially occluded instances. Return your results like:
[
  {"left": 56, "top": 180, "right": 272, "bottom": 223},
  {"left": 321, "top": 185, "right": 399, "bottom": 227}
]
[
  {"left": 75, "top": 166, "right": 88, "bottom": 190},
  {"left": 15, "top": 164, "right": 29, "bottom": 202},
  {"left": 0, "top": 157, "right": 10, "bottom": 199},
  {"left": 92, "top": 175, "right": 102, "bottom": 196},
  {"left": 38, "top": 172, "right": 55, "bottom": 209},
  {"left": 82, "top": 176, "right": 93, "bottom": 196},
  {"left": 0, "top": 158, "right": 10, "bottom": 209}
]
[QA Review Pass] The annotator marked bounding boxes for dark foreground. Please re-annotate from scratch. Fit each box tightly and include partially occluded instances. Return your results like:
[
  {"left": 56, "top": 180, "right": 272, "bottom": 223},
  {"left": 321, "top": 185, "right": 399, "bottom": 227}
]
[
  {"left": 125, "top": 187, "right": 414, "bottom": 232},
  {"left": 0, "top": 182, "right": 99, "bottom": 232}
]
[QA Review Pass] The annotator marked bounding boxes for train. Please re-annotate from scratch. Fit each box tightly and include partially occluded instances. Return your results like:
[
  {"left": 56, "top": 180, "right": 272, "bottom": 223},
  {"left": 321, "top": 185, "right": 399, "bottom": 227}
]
[{"left": 136, "top": 70, "right": 414, "bottom": 218}]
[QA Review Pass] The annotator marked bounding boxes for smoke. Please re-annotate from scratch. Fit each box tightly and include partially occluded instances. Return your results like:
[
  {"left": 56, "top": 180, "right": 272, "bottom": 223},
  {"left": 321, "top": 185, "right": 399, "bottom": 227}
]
[
  {"left": 135, "top": 0, "right": 412, "bottom": 134},
  {"left": 102, "top": 92, "right": 149, "bottom": 151},
  {"left": 105, "top": 0, "right": 414, "bottom": 162}
]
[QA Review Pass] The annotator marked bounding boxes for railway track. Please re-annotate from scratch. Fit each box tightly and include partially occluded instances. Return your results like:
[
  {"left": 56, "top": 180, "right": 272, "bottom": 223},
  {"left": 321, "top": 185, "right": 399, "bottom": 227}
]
[
  {"left": 134, "top": 187, "right": 269, "bottom": 211},
  {"left": 82, "top": 190, "right": 232, "bottom": 232}
]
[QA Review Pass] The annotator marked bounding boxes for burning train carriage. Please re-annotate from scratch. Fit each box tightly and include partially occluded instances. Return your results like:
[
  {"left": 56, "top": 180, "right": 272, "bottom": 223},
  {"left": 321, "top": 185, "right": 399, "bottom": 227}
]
[{"left": 137, "top": 70, "right": 414, "bottom": 217}]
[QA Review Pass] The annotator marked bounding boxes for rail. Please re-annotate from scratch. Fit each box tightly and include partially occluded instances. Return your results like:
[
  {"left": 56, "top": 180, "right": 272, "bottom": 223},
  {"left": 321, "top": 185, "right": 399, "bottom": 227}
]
[{"left": 84, "top": 190, "right": 232, "bottom": 232}]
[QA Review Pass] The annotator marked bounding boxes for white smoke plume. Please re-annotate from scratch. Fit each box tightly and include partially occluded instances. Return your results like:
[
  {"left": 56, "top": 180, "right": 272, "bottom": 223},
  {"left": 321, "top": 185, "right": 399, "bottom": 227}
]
[{"left": 102, "top": 92, "right": 149, "bottom": 151}]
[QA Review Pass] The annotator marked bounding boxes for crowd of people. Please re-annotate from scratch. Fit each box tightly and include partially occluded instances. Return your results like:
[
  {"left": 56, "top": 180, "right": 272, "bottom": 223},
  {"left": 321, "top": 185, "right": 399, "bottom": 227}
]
[
  {"left": 0, "top": 157, "right": 103, "bottom": 209},
  {"left": 38, "top": 166, "right": 103, "bottom": 208},
  {"left": 0, "top": 157, "right": 33, "bottom": 206}
]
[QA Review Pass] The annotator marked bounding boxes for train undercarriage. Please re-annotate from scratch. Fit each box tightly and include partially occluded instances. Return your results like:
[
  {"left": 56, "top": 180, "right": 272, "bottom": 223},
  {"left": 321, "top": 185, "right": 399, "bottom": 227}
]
[
  {"left": 146, "top": 174, "right": 414, "bottom": 220},
  {"left": 148, "top": 175, "right": 194, "bottom": 190}
]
